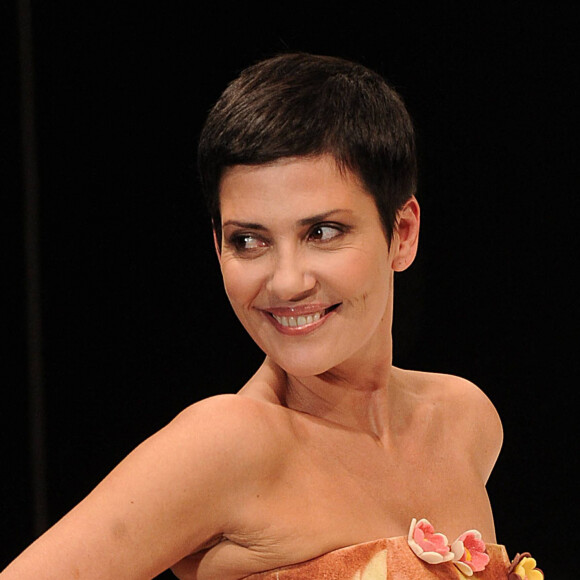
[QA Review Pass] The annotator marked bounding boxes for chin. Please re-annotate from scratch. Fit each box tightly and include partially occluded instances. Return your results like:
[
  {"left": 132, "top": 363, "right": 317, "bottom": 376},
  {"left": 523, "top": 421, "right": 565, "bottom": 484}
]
[
  {"left": 264, "top": 343, "right": 349, "bottom": 378},
  {"left": 278, "top": 360, "right": 332, "bottom": 378}
]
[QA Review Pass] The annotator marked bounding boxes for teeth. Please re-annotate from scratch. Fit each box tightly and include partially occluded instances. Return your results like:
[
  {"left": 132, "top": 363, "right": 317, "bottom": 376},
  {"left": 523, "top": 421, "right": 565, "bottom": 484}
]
[{"left": 272, "top": 310, "right": 324, "bottom": 327}]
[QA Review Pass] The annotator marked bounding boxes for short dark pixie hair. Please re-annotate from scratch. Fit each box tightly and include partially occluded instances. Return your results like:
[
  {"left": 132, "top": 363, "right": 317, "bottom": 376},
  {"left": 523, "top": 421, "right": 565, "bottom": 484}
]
[{"left": 197, "top": 52, "right": 417, "bottom": 245}]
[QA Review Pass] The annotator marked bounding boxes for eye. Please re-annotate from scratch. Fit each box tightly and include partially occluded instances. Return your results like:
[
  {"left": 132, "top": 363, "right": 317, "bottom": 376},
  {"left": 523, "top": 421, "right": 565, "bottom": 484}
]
[
  {"left": 229, "top": 233, "right": 268, "bottom": 253},
  {"left": 308, "top": 224, "right": 344, "bottom": 242}
]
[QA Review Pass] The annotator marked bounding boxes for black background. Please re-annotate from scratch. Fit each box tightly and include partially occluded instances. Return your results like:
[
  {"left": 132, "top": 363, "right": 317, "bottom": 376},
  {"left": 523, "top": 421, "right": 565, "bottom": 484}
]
[{"left": 3, "top": 2, "right": 578, "bottom": 577}]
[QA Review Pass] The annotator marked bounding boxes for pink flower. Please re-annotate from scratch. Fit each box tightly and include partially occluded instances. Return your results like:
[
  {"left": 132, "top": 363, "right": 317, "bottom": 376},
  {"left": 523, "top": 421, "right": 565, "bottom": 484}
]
[
  {"left": 407, "top": 518, "right": 455, "bottom": 564},
  {"left": 451, "top": 530, "right": 490, "bottom": 576}
]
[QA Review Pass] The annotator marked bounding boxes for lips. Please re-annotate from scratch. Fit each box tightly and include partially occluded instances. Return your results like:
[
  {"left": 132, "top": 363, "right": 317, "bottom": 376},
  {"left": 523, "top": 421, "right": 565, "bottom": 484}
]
[{"left": 263, "top": 304, "right": 340, "bottom": 333}]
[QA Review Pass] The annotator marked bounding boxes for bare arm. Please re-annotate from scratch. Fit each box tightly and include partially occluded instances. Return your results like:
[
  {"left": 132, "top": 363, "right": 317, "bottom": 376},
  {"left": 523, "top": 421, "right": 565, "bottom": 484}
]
[{"left": 0, "top": 395, "right": 273, "bottom": 579}]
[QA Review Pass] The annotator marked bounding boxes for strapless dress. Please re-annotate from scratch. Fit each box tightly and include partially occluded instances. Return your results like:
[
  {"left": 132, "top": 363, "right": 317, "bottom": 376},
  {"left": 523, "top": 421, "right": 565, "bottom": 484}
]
[{"left": 242, "top": 519, "right": 542, "bottom": 579}]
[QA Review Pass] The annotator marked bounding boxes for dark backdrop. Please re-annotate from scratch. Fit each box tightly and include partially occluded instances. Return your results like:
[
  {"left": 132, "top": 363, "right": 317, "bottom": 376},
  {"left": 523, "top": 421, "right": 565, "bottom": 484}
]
[{"left": 3, "top": 2, "right": 578, "bottom": 577}]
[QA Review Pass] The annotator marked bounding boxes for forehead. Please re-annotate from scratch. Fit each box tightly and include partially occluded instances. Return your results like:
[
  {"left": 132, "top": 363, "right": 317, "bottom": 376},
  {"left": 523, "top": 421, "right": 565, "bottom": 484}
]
[{"left": 219, "top": 155, "right": 377, "bottom": 221}]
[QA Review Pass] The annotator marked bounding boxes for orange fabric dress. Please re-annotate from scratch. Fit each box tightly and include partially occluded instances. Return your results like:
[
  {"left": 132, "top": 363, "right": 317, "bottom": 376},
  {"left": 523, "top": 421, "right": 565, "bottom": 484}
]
[{"left": 242, "top": 536, "right": 513, "bottom": 579}]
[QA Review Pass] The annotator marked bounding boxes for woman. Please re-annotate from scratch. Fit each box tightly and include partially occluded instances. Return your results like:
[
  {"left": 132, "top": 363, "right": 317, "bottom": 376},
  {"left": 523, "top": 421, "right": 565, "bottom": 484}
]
[{"left": 2, "top": 53, "right": 541, "bottom": 579}]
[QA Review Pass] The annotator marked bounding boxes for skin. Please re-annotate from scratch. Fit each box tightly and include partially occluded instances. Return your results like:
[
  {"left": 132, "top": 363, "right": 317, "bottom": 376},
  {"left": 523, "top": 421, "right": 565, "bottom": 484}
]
[{"left": 1, "top": 155, "right": 503, "bottom": 580}]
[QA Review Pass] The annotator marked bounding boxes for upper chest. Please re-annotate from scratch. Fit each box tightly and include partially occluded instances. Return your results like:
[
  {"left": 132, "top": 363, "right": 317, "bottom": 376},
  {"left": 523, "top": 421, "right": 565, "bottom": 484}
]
[{"left": 230, "top": 413, "right": 489, "bottom": 553}]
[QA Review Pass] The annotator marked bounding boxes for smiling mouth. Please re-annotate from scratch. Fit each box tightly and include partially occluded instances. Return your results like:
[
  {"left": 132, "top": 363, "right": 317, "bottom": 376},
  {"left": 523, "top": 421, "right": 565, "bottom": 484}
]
[{"left": 269, "top": 304, "right": 340, "bottom": 328}]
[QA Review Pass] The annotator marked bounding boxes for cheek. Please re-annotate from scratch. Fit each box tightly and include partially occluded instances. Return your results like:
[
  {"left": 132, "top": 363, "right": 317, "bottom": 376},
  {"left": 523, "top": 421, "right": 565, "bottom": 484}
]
[
  {"left": 325, "top": 251, "right": 390, "bottom": 308},
  {"left": 221, "top": 262, "right": 263, "bottom": 308}
]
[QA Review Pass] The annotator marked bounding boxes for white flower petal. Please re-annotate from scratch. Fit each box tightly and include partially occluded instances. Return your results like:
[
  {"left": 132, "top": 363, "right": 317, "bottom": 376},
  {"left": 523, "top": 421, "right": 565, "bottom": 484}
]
[
  {"left": 454, "top": 561, "right": 474, "bottom": 576},
  {"left": 419, "top": 551, "right": 446, "bottom": 564},
  {"left": 419, "top": 551, "right": 455, "bottom": 564},
  {"left": 450, "top": 540, "right": 465, "bottom": 561},
  {"left": 408, "top": 539, "right": 425, "bottom": 558}
]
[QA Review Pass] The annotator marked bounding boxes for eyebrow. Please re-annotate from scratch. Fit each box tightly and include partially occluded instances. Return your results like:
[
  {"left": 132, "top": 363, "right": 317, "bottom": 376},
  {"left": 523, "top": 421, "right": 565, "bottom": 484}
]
[{"left": 222, "top": 209, "right": 352, "bottom": 230}]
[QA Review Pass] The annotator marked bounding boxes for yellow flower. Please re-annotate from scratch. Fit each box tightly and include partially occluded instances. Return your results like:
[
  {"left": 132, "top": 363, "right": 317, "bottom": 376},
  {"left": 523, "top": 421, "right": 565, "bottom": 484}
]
[{"left": 509, "top": 555, "right": 544, "bottom": 580}]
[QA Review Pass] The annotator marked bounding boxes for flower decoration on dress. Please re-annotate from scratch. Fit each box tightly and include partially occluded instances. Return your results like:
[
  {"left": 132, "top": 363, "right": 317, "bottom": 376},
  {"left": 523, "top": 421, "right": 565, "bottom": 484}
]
[
  {"left": 407, "top": 518, "right": 455, "bottom": 564},
  {"left": 407, "top": 518, "right": 491, "bottom": 575},
  {"left": 450, "top": 530, "right": 490, "bottom": 576},
  {"left": 507, "top": 552, "right": 544, "bottom": 580}
]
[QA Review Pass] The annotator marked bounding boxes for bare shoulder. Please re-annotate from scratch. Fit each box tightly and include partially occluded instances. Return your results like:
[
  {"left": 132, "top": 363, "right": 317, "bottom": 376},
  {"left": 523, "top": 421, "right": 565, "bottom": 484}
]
[
  {"left": 156, "top": 393, "right": 297, "bottom": 496},
  {"left": 170, "top": 393, "right": 293, "bottom": 463},
  {"left": 399, "top": 368, "right": 503, "bottom": 482},
  {"left": 406, "top": 369, "right": 499, "bottom": 418},
  {"left": 441, "top": 372, "right": 503, "bottom": 482},
  {"left": 436, "top": 373, "right": 502, "bottom": 434},
  {"left": 111, "top": 393, "right": 293, "bottom": 532}
]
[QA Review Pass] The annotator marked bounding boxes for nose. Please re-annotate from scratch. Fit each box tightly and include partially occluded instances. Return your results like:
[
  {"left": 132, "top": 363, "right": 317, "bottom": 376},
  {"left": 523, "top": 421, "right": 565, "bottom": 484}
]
[{"left": 266, "top": 247, "right": 317, "bottom": 301}]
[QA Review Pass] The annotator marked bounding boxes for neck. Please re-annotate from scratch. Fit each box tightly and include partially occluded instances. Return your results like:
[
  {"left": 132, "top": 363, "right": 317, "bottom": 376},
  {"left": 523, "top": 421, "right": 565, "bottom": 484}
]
[
  {"left": 286, "top": 364, "right": 394, "bottom": 439},
  {"left": 264, "top": 320, "right": 395, "bottom": 438}
]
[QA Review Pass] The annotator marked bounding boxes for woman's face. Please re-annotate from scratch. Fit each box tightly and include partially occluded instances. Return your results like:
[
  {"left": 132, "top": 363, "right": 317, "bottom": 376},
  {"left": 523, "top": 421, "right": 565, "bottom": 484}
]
[{"left": 217, "top": 155, "right": 408, "bottom": 378}]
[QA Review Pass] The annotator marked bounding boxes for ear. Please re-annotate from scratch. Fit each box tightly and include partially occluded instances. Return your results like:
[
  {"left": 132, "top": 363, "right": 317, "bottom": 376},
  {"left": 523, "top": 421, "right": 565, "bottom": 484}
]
[
  {"left": 212, "top": 223, "right": 222, "bottom": 264},
  {"left": 392, "top": 196, "right": 420, "bottom": 272}
]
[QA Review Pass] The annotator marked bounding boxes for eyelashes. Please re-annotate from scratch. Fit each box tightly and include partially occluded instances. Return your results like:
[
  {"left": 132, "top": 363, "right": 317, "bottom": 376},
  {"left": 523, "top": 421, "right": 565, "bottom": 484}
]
[
  {"left": 229, "top": 233, "right": 267, "bottom": 252},
  {"left": 225, "top": 222, "right": 351, "bottom": 255},
  {"left": 308, "top": 224, "right": 348, "bottom": 242}
]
